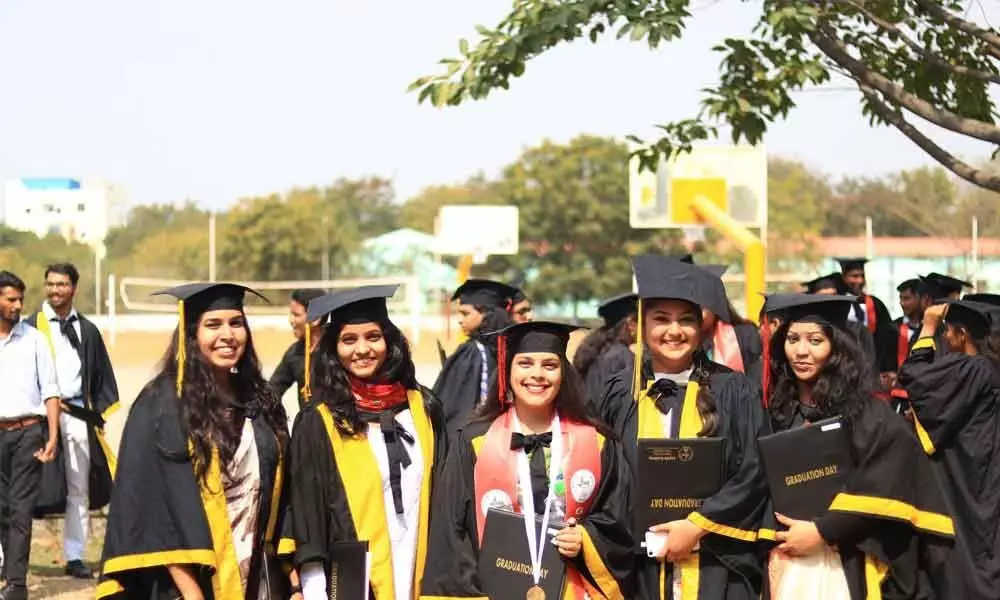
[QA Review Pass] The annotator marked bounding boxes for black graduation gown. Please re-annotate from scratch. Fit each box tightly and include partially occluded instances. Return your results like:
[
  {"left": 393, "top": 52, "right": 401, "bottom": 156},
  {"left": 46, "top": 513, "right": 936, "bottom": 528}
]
[
  {"left": 704, "top": 322, "right": 762, "bottom": 373},
  {"left": 899, "top": 341, "right": 998, "bottom": 599},
  {"left": 604, "top": 366, "right": 771, "bottom": 600},
  {"left": 286, "top": 387, "right": 446, "bottom": 599},
  {"left": 419, "top": 417, "right": 634, "bottom": 599},
  {"left": 25, "top": 311, "right": 119, "bottom": 516},
  {"left": 584, "top": 342, "right": 633, "bottom": 412},
  {"left": 433, "top": 339, "right": 494, "bottom": 438},
  {"left": 96, "top": 376, "right": 286, "bottom": 600},
  {"left": 269, "top": 340, "right": 310, "bottom": 411},
  {"left": 859, "top": 294, "right": 900, "bottom": 374},
  {"left": 760, "top": 395, "right": 955, "bottom": 600}
]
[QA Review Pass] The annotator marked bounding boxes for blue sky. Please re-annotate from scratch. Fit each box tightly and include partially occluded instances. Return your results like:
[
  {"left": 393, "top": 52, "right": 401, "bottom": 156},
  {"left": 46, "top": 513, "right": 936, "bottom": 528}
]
[{"left": 1, "top": 0, "right": 998, "bottom": 210}]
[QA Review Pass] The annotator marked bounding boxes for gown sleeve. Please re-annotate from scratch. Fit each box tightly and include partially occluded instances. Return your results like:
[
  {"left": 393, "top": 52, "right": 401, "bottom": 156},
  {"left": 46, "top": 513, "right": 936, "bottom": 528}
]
[
  {"left": 269, "top": 343, "right": 298, "bottom": 400},
  {"left": 419, "top": 432, "right": 485, "bottom": 599},
  {"left": 572, "top": 436, "right": 635, "bottom": 599},
  {"left": 734, "top": 322, "right": 763, "bottom": 370},
  {"left": 597, "top": 366, "right": 636, "bottom": 436},
  {"left": 89, "top": 323, "right": 120, "bottom": 416},
  {"left": 688, "top": 373, "right": 772, "bottom": 542},
  {"left": 287, "top": 407, "right": 337, "bottom": 569},
  {"left": 432, "top": 342, "right": 486, "bottom": 438},
  {"left": 97, "top": 379, "right": 215, "bottom": 599},
  {"left": 899, "top": 342, "right": 995, "bottom": 455}
]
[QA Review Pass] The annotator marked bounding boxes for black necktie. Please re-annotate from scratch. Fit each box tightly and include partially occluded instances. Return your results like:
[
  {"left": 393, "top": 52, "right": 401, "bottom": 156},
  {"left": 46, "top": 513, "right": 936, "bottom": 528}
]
[
  {"left": 648, "top": 378, "right": 683, "bottom": 415},
  {"left": 510, "top": 432, "right": 553, "bottom": 513},
  {"left": 358, "top": 405, "right": 414, "bottom": 515},
  {"left": 60, "top": 315, "right": 81, "bottom": 353}
]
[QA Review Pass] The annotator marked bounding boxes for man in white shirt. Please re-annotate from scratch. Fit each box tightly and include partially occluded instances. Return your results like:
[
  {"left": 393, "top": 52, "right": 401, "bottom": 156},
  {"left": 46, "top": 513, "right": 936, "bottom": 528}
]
[{"left": 0, "top": 271, "right": 60, "bottom": 600}]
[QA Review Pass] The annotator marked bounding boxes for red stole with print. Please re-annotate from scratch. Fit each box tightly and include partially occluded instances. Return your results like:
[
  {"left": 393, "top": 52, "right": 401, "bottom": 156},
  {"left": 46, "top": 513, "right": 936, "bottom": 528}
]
[
  {"left": 864, "top": 295, "right": 878, "bottom": 333},
  {"left": 712, "top": 321, "right": 745, "bottom": 373},
  {"left": 473, "top": 410, "right": 602, "bottom": 599}
]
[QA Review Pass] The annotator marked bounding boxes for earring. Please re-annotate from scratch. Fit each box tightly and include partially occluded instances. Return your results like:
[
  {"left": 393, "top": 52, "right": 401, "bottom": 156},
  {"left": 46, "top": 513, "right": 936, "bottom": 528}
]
[{"left": 230, "top": 366, "right": 239, "bottom": 374}]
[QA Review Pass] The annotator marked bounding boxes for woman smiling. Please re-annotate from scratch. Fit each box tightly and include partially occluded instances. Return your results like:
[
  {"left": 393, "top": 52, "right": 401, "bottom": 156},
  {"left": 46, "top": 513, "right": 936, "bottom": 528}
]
[
  {"left": 286, "top": 285, "right": 446, "bottom": 600},
  {"left": 98, "top": 283, "right": 290, "bottom": 600},
  {"left": 599, "top": 257, "right": 771, "bottom": 600},
  {"left": 420, "top": 321, "right": 634, "bottom": 599},
  {"left": 762, "top": 293, "right": 954, "bottom": 600}
]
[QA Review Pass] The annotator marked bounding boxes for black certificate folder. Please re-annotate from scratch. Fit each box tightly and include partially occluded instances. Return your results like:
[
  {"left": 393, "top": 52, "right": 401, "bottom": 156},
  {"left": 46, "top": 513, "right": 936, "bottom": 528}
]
[
  {"left": 757, "top": 417, "right": 853, "bottom": 521},
  {"left": 636, "top": 438, "right": 726, "bottom": 532},
  {"left": 479, "top": 508, "right": 566, "bottom": 600},
  {"left": 327, "top": 540, "right": 370, "bottom": 600}
]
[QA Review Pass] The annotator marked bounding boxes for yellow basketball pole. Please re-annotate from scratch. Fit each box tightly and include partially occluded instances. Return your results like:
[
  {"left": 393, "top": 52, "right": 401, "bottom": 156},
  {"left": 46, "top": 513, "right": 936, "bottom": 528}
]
[{"left": 688, "top": 195, "right": 766, "bottom": 323}]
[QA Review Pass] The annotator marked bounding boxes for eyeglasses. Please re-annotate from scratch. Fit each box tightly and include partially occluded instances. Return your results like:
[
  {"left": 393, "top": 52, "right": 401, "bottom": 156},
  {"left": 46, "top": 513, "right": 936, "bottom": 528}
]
[{"left": 44, "top": 281, "right": 72, "bottom": 289}]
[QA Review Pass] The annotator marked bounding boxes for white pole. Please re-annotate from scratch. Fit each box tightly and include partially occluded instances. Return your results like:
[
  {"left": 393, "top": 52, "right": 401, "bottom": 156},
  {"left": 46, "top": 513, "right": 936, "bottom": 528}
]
[
  {"left": 972, "top": 216, "right": 980, "bottom": 292},
  {"left": 94, "top": 249, "right": 102, "bottom": 316},
  {"left": 107, "top": 274, "right": 117, "bottom": 346},
  {"left": 865, "top": 216, "right": 874, "bottom": 258},
  {"left": 208, "top": 213, "right": 217, "bottom": 282}
]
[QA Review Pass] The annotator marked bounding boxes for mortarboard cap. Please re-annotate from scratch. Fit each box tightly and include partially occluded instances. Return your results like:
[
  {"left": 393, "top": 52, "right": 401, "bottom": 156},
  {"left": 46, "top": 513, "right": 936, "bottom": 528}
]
[
  {"left": 944, "top": 300, "right": 994, "bottom": 339},
  {"left": 306, "top": 284, "right": 399, "bottom": 324},
  {"left": 494, "top": 321, "right": 581, "bottom": 406},
  {"left": 896, "top": 278, "right": 922, "bottom": 294},
  {"left": 452, "top": 279, "right": 518, "bottom": 310},
  {"left": 764, "top": 293, "right": 857, "bottom": 331},
  {"left": 698, "top": 264, "right": 729, "bottom": 279},
  {"left": 962, "top": 293, "right": 1000, "bottom": 307},
  {"left": 598, "top": 293, "right": 638, "bottom": 327},
  {"left": 631, "top": 256, "right": 704, "bottom": 308},
  {"left": 834, "top": 257, "right": 869, "bottom": 272},
  {"left": 920, "top": 273, "right": 972, "bottom": 300},
  {"left": 152, "top": 282, "right": 270, "bottom": 396},
  {"left": 802, "top": 272, "right": 849, "bottom": 295}
]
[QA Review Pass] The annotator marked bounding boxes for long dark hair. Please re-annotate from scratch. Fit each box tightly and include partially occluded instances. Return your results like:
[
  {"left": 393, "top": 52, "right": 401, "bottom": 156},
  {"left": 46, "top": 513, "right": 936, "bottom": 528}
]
[
  {"left": 157, "top": 318, "right": 287, "bottom": 484},
  {"left": 573, "top": 317, "right": 635, "bottom": 380},
  {"left": 642, "top": 299, "right": 725, "bottom": 437},
  {"left": 474, "top": 355, "right": 615, "bottom": 439},
  {"left": 767, "top": 319, "right": 872, "bottom": 430},
  {"left": 311, "top": 318, "right": 418, "bottom": 435}
]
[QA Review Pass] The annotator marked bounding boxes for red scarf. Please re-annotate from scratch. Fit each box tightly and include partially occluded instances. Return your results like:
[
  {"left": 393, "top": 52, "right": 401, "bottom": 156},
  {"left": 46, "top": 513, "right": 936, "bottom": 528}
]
[
  {"left": 864, "top": 295, "right": 877, "bottom": 333},
  {"left": 350, "top": 378, "right": 409, "bottom": 412},
  {"left": 712, "top": 321, "right": 746, "bottom": 373}
]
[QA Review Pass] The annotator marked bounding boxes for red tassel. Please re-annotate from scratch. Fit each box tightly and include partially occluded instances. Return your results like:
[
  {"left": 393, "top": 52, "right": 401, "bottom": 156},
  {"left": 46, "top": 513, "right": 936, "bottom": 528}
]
[
  {"left": 505, "top": 298, "right": 513, "bottom": 315},
  {"left": 497, "top": 334, "right": 508, "bottom": 409},
  {"left": 761, "top": 316, "right": 771, "bottom": 408}
]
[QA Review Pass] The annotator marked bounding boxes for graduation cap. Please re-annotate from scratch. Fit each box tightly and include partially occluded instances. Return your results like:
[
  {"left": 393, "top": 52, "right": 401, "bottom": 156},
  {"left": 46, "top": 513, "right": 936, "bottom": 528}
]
[
  {"left": 672, "top": 252, "right": 695, "bottom": 264},
  {"left": 963, "top": 292, "right": 1000, "bottom": 307},
  {"left": 452, "top": 279, "right": 519, "bottom": 311},
  {"left": 495, "top": 321, "right": 580, "bottom": 406},
  {"left": 944, "top": 300, "right": 994, "bottom": 339},
  {"left": 920, "top": 273, "right": 972, "bottom": 300},
  {"left": 598, "top": 293, "right": 638, "bottom": 327},
  {"left": 299, "top": 285, "right": 399, "bottom": 401},
  {"left": 896, "top": 278, "right": 922, "bottom": 294},
  {"left": 764, "top": 293, "right": 857, "bottom": 332},
  {"left": 834, "top": 257, "right": 869, "bottom": 273},
  {"left": 802, "top": 272, "right": 849, "bottom": 295},
  {"left": 153, "top": 282, "right": 270, "bottom": 396}
]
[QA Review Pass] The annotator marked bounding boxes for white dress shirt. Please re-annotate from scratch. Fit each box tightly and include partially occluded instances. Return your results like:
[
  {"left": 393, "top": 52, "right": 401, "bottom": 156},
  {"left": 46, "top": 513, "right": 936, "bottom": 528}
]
[
  {"left": 41, "top": 302, "right": 83, "bottom": 401},
  {"left": 0, "top": 321, "right": 60, "bottom": 419}
]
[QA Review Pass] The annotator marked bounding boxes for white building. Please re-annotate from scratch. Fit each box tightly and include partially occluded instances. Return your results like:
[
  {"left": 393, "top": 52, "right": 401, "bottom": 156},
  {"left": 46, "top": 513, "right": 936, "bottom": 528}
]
[{"left": 1, "top": 178, "right": 127, "bottom": 246}]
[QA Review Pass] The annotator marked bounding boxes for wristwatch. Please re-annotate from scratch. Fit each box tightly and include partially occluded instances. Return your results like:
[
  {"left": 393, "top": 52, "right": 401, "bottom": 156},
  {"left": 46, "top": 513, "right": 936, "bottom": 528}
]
[{"left": 289, "top": 584, "right": 303, "bottom": 595}]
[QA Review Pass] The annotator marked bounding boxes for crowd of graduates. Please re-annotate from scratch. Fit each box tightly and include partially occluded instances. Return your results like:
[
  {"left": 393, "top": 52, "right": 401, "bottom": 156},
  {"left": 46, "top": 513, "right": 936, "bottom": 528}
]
[{"left": 91, "top": 252, "right": 999, "bottom": 600}]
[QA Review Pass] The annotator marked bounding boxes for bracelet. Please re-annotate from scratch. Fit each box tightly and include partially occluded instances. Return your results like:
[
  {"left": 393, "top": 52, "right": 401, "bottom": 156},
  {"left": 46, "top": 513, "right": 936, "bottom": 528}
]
[{"left": 289, "top": 584, "right": 303, "bottom": 594}]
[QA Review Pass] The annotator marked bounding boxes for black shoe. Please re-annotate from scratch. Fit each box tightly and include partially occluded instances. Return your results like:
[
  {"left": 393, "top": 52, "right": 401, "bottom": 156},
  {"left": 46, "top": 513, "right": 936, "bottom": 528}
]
[
  {"left": 64, "top": 560, "right": 93, "bottom": 579},
  {"left": 0, "top": 583, "right": 27, "bottom": 600}
]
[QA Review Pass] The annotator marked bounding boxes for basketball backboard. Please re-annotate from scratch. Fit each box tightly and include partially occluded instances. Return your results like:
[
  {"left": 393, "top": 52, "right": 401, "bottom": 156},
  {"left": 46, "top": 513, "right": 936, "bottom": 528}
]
[
  {"left": 629, "top": 144, "right": 767, "bottom": 229},
  {"left": 434, "top": 204, "right": 520, "bottom": 256}
]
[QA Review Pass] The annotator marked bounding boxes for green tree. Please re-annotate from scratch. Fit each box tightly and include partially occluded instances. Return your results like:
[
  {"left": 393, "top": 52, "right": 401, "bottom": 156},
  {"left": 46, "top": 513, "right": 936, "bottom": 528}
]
[
  {"left": 0, "top": 229, "right": 101, "bottom": 313},
  {"left": 411, "top": 1, "right": 1000, "bottom": 192},
  {"left": 322, "top": 176, "right": 399, "bottom": 239},
  {"left": 484, "top": 135, "right": 683, "bottom": 313},
  {"left": 105, "top": 201, "right": 209, "bottom": 261}
]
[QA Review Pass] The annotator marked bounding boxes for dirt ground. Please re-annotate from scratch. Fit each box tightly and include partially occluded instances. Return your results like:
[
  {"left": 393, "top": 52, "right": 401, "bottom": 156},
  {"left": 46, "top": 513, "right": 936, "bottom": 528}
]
[{"left": 26, "top": 326, "right": 590, "bottom": 597}]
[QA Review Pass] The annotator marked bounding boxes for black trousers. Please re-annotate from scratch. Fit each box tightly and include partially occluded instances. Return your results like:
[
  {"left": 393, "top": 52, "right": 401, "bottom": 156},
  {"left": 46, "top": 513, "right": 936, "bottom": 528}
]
[{"left": 0, "top": 423, "right": 43, "bottom": 587}]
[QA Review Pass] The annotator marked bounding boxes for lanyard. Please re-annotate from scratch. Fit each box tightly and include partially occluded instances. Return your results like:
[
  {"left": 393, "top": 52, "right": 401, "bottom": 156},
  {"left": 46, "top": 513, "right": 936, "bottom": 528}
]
[{"left": 513, "top": 412, "right": 561, "bottom": 587}]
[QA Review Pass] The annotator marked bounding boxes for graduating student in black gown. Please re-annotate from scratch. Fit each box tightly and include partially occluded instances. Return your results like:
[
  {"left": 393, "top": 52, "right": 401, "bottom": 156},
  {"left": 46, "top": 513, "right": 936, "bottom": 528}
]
[
  {"left": 433, "top": 279, "right": 517, "bottom": 437},
  {"left": 599, "top": 257, "right": 771, "bottom": 600},
  {"left": 762, "top": 294, "right": 955, "bottom": 600},
  {"left": 574, "top": 293, "right": 637, "bottom": 407},
  {"left": 286, "top": 285, "right": 446, "bottom": 600},
  {"left": 899, "top": 300, "right": 1000, "bottom": 600},
  {"left": 421, "top": 321, "right": 634, "bottom": 599},
  {"left": 834, "top": 258, "right": 899, "bottom": 378},
  {"left": 269, "top": 288, "right": 324, "bottom": 413},
  {"left": 98, "top": 283, "right": 292, "bottom": 600},
  {"left": 694, "top": 264, "right": 762, "bottom": 374}
]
